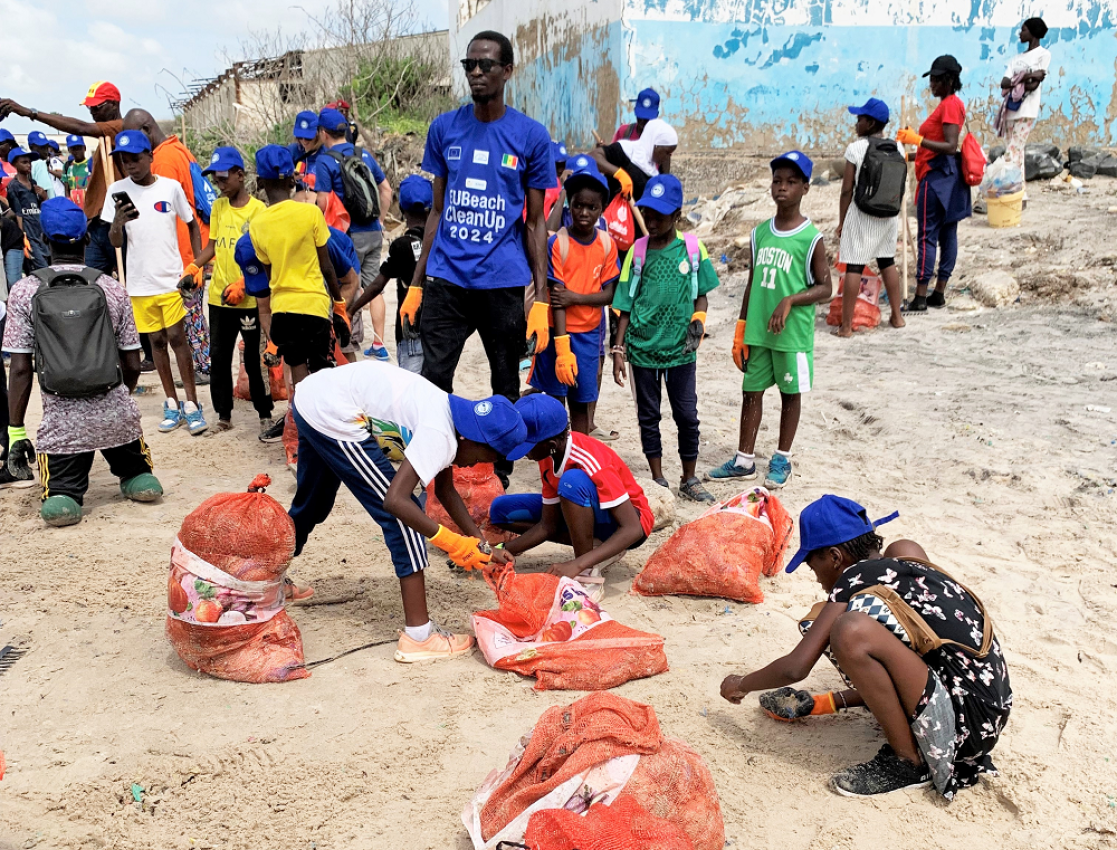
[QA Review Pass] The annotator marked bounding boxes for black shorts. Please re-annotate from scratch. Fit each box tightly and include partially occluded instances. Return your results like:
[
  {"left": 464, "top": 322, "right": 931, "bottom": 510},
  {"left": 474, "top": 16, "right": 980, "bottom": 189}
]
[
  {"left": 845, "top": 257, "right": 896, "bottom": 275},
  {"left": 270, "top": 312, "right": 332, "bottom": 371}
]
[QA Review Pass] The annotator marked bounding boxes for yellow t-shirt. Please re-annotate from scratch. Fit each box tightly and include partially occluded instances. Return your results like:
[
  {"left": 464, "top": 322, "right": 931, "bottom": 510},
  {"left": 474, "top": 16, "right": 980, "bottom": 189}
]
[
  {"left": 207, "top": 196, "right": 265, "bottom": 309},
  {"left": 248, "top": 200, "right": 331, "bottom": 320}
]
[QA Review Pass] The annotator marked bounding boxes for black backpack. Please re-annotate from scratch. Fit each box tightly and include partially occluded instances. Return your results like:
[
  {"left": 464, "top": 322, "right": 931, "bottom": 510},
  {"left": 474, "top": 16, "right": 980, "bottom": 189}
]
[
  {"left": 31, "top": 267, "right": 123, "bottom": 398},
  {"left": 324, "top": 146, "right": 381, "bottom": 226},
  {"left": 854, "top": 137, "right": 907, "bottom": 218}
]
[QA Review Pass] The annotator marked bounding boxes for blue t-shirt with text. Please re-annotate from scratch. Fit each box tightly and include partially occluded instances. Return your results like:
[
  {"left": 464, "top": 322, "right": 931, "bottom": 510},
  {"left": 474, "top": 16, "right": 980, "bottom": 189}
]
[
  {"left": 314, "top": 143, "right": 387, "bottom": 233},
  {"left": 422, "top": 105, "right": 555, "bottom": 290}
]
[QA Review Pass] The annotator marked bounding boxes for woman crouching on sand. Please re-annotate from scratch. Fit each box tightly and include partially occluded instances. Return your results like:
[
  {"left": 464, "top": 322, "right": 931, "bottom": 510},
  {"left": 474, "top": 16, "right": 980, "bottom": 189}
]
[{"left": 720, "top": 495, "right": 1011, "bottom": 799}]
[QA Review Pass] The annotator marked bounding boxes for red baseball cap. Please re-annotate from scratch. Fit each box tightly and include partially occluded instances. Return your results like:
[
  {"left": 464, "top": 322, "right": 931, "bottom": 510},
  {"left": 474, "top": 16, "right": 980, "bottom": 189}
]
[{"left": 81, "top": 81, "right": 121, "bottom": 107}]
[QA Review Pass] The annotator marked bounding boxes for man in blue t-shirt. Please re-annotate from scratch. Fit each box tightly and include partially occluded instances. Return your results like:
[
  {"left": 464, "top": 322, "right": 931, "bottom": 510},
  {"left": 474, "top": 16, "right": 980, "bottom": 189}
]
[
  {"left": 314, "top": 107, "right": 393, "bottom": 359},
  {"left": 407, "top": 30, "right": 555, "bottom": 486}
]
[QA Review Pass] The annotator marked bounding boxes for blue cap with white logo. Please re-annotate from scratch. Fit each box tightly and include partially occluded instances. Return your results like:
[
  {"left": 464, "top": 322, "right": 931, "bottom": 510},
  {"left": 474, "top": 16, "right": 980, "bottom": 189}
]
[
  {"left": 26, "top": 131, "right": 49, "bottom": 148},
  {"left": 770, "top": 150, "right": 813, "bottom": 181},
  {"left": 447, "top": 395, "right": 529, "bottom": 460},
  {"left": 399, "top": 174, "right": 433, "bottom": 211},
  {"left": 632, "top": 88, "right": 660, "bottom": 121},
  {"left": 317, "top": 108, "right": 348, "bottom": 133},
  {"left": 255, "top": 144, "right": 295, "bottom": 180},
  {"left": 40, "top": 197, "right": 89, "bottom": 243},
  {"left": 551, "top": 140, "right": 568, "bottom": 164},
  {"left": 293, "top": 110, "right": 318, "bottom": 140},
  {"left": 636, "top": 173, "right": 683, "bottom": 216},
  {"left": 66, "top": 134, "right": 85, "bottom": 148},
  {"left": 234, "top": 232, "right": 270, "bottom": 295},
  {"left": 111, "top": 131, "right": 152, "bottom": 155},
  {"left": 509, "top": 395, "right": 568, "bottom": 459},
  {"left": 203, "top": 146, "right": 245, "bottom": 175},
  {"left": 847, "top": 98, "right": 890, "bottom": 126},
  {"left": 563, "top": 153, "right": 609, "bottom": 197},
  {"left": 784, "top": 495, "right": 899, "bottom": 573},
  {"left": 7, "top": 147, "right": 39, "bottom": 163}
]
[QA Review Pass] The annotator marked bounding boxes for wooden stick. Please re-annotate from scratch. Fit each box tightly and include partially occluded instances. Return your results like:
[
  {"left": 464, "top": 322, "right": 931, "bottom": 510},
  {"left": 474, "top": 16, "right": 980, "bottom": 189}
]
[
  {"left": 98, "top": 139, "right": 126, "bottom": 289},
  {"left": 629, "top": 198, "right": 648, "bottom": 237},
  {"left": 900, "top": 96, "right": 910, "bottom": 302},
  {"left": 592, "top": 129, "right": 604, "bottom": 146}
]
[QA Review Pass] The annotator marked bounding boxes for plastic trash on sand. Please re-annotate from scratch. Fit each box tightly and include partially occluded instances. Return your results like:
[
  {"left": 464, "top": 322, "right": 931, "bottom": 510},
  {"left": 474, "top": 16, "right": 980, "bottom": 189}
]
[{"left": 426, "top": 463, "right": 515, "bottom": 545}]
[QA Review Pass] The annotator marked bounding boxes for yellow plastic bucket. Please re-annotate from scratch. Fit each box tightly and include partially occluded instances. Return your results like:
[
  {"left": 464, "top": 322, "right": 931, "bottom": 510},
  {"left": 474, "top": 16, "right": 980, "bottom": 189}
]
[{"left": 987, "top": 191, "right": 1023, "bottom": 228}]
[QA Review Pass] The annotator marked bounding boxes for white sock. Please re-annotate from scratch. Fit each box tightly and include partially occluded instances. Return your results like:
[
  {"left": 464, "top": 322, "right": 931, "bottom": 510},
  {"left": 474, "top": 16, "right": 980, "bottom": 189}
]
[
  {"left": 404, "top": 621, "right": 432, "bottom": 642},
  {"left": 183, "top": 401, "right": 198, "bottom": 414},
  {"left": 165, "top": 398, "right": 179, "bottom": 411},
  {"left": 734, "top": 452, "right": 755, "bottom": 469},
  {"left": 775, "top": 450, "right": 792, "bottom": 459}
]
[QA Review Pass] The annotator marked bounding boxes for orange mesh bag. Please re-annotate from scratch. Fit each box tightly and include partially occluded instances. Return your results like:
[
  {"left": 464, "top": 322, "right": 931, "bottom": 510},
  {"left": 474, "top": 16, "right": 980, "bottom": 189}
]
[
  {"left": 473, "top": 565, "right": 668, "bottom": 691},
  {"left": 426, "top": 463, "right": 515, "bottom": 545},
  {"left": 234, "top": 339, "right": 288, "bottom": 402},
  {"left": 462, "top": 693, "right": 723, "bottom": 850},
  {"left": 165, "top": 475, "right": 309, "bottom": 683},
  {"left": 633, "top": 487, "right": 793, "bottom": 604},
  {"left": 826, "top": 261, "right": 882, "bottom": 331}
]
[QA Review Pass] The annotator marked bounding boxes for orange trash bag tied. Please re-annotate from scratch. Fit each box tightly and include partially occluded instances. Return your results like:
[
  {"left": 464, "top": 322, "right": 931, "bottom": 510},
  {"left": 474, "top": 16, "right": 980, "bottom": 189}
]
[
  {"left": 234, "top": 339, "right": 288, "bottom": 402},
  {"left": 165, "top": 474, "right": 310, "bottom": 683},
  {"left": 462, "top": 692, "right": 724, "bottom": 850},
  {"left": 826, "top": 261, "right": 883, "bottom": 331},
  {"left": 633, "top": 486, "right": 793, "bottom": 604},
  {"left": 473, "top": 563, "right": 668, "bottom": 691},
  {"left": 426, "top": 463, "right": 515, "bottom": 545}
]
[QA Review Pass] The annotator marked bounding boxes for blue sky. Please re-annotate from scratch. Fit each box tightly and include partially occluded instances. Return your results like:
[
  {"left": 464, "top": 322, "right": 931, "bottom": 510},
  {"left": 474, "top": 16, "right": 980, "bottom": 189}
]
[{"left": 0, "top": 0, "right": 448, "bottom": 133}]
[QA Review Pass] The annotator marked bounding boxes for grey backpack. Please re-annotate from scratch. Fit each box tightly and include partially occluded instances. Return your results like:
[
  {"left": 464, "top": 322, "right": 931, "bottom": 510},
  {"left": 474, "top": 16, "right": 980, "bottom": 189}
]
[{"left": 31, "top": 267, "right": 123, "bottom": 398}]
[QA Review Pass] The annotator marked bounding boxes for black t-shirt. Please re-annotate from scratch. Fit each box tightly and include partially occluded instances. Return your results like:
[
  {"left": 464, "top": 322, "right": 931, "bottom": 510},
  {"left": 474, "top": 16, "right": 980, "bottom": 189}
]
[
  {"left": 1, "top": 213, "right": 24, "bottom": 252},
  {"left": 380, "top": 225, "right": 424, "bottom": 342}
]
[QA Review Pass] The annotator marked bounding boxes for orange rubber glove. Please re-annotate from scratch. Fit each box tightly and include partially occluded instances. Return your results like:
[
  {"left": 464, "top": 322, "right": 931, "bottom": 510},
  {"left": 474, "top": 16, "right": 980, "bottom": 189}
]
[
  {"left": 684, "top": 310, "right": 706, "bottom": 354},
  {"left": 429, "top": 524, "right": 491, "bottom": 571},
  {"left": 732, "top": 319, "right": 748, "bottom": 372},
  {"left": 554, "top": 335, "right": 578, "bottom": 386},
  {"left": 263, "top": 340, "right": 281, "bottom": 367},
  {"left": 400, "top": 286, "right": 423, "bottom": 324},
  {"left": 221, "top": 276, "right": 246, "bottom": 306},
  {"left": 760, "top": 688, "right": 837, "bottom": 722},
  {"left": 614, "top": 167, "right": 634, "bottom": 198},
  {"left": 526, "top": 301, "right": 550, "bottom": 355},
  {"left": 180, "top": 262, "right": 203, "bottom": 291},
  {"left": 896, "top": 126, "right": 924, "bottom": 147}
]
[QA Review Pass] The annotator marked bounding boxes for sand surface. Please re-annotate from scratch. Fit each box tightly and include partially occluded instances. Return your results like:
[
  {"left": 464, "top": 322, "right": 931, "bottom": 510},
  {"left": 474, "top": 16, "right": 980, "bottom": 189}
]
[{"left": 2, "top": 180, "right": 1116, "bottom": 849}]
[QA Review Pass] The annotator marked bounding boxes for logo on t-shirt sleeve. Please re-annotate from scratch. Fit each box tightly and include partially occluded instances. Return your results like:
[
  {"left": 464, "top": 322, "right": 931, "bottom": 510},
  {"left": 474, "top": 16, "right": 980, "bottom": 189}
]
[{"left": 447, "top": 146, "right": 462, "bottom": 161}]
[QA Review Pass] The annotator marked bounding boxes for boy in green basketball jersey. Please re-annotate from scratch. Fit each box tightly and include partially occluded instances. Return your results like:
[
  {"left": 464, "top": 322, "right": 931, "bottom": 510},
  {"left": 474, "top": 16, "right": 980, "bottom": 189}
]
[{"left": 709, "top": 151, "right": 831, "bottom": 489}]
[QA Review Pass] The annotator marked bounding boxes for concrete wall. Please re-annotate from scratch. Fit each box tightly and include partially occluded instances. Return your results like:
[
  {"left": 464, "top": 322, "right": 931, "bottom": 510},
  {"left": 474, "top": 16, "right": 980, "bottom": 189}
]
[{"left": 451, "top": 0, "right": 1117, "bottom": 153}]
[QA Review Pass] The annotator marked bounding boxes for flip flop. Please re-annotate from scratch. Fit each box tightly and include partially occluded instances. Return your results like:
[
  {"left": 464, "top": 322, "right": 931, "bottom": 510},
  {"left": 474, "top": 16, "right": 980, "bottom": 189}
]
[
  {"left": 284, "top": 576, "right": 315, "bottom": 602},
  {"left": 589, "top": 426, "right": 620, "bottom": 442}
]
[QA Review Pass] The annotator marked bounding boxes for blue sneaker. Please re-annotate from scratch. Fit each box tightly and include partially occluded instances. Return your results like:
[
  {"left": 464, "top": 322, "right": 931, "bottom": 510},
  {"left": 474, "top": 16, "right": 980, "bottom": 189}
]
[
  {"left": 707, "top": 457, "right": 758, "bottom": 481},
  {"left": 184, "top": 403, "right": 209, "bottom": 436},
  {"left": 158, "top": 401, "right": 184, "bottom": 433},
  {"left": 765, "top": 454, "right": 792, "bottom": 489},
  {"left": 367, "top": 343, "right": 390, "bottom": 362}
]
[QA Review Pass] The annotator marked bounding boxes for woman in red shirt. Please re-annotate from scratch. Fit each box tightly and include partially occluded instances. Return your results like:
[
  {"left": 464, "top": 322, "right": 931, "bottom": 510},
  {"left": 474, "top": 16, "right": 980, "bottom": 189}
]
[{"left": 896, "top": 56, "right": 972, "bottom": 312}]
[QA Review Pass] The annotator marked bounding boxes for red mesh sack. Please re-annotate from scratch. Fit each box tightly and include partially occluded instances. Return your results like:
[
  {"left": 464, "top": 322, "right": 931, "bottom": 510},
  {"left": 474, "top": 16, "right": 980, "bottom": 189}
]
[
  {"left": 426, "top": 463, "right": 514, "bottom": 544},
  {"left": 234, "top": 339, "right": 288, "bottom": 402},
  {"left": 474, "top": 565, "right": 668, "bottom": 691},
  {"left": 524, "top": 795, "right": 694, "bottom": 850},
  {"left": 633, "top": 488, "right": 793, "bottom": 603},
  {"left": 826, "top": 263, "right": 882, "bottom": 331},
  {"left": 165, "top": 475, "right": 309, "bottom": 683}
]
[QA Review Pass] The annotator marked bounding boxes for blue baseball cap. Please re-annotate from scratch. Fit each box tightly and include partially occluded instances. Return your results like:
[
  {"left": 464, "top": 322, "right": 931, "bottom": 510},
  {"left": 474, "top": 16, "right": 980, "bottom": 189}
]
[
  {"left": 202, "top": 146, "right": 245, "bottom": 175},
  {"left": 399, "top": 174, "right": 433, "bottom": 211},
  {"left": 552, "top": 140, "right": 569, "bottom": 164},
  {"left": 26, "top": 131, "right": 49, "bottom": 148},
  {"left": 632, "top": 88, "right": 660, "bottom": 121},
  {"left": 40, "top": 197, "right": 88, "bottom": 243},
  {"left": 0, "top": 129, "right": 15, "bottom": 145},
  {"left": 7, "top": 147, "right": 39, "bottom": 164},
  {"left": 784, "top": 495, "right": 899, "bottom": 573},
  {"left": 637, "top": 173, "right": 683, "bottom": 215},
  {"left": 111, "top": 131, "right": 151, "bottom": 155},
  {"left": 563, "top": 153, "right": 609, "bottom": 197},
  {"left": 234, "top": 233, "right": 269, "bottom": 295},
  {"left": 293, "top": 110, "right": 318, "bottom": 140},
  {"left": 47, "top": 140, "right": 60, "bottom": 152},
  {"left": 66, "top": 134, "right": 85, "bottom": 148},
  {"left": 771, "top": 150, "right": 812, "bottom": 181},
  {"left": 317, "top": 108, "right": 348, "bottom": 133},
  {"left": 848, "top": 98, "right": 890, "bottom": 125},
  {"left": 509, "top": 395, "right": 569, "bottom": 459},
  {"left": 447, "top": 395, "right": 529, "bottom": 460},
  {"left": 255, "top": 144, "right": 295, "bottom": 180}
]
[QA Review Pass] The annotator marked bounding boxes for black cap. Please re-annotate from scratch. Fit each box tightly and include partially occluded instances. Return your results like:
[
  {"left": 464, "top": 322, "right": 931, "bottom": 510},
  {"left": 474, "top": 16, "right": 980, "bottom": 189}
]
[{"left": 924, "top": 54, "right": 962, "bottom": 77}]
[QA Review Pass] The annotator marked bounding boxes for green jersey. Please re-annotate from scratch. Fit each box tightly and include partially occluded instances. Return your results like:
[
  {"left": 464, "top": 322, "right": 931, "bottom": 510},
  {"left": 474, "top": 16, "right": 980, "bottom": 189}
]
[
  {"left": 744, "top": 218, "right": 823, "bottom": 353},
  {"left": 613, "top": 231, "right": 720, "bottom": 369}
]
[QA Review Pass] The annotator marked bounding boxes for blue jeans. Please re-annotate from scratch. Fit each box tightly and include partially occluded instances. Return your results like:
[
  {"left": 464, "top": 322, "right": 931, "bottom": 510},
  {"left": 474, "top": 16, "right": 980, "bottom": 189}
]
[
  {"left": 397, "top": 337, "right": 424, "bottom": 374},
  {"left": 916, "top": 178, "right": 959, "bottom": 285},
  {"left": 4, "top": 249, "right": 22, "bottom": 287},
  {"left": 490, "top": 469, "right": 619, "bottom": 542}
]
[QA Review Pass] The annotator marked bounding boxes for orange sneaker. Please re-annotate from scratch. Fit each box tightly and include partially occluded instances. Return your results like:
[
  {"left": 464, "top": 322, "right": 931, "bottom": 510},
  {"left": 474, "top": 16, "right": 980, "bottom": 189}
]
[{"left": 394, "top": 622, "right": 475, "bottom": 663}]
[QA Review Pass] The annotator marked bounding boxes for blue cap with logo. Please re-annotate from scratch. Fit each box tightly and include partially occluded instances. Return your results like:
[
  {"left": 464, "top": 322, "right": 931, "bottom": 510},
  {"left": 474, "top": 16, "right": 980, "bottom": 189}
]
[
  {"left": 770, "top": 150, "right": 813, "bottom": 181},
  {"left": 632, "top": 87, "right": 661, "bottom": 121},
  {"left": 636, "top": 173, "right": 683, "bottom": 215},
  {"left": 234, "top": 233, "right": 270, "bottom": 295},
  {"left": 66, "top": 134, "right": 85, "bottom": 148},
  {"left": 399, "top": 174, "right": 434, "bottom": 211},
  {"left": 563, "top": 152, "right": 609, "bottom": 196},
  {"left": 40, "top": 197, "right": 89, "bottom": 243},
  {"left": 847, "top": 97, "right": 890, "bottom": 125},
  {"left": 26, "top": 131, "right": 49, "bottom": 148},
  {"left": 784, "top": 495, "right": 899, "bottom": 573},
  {"left": 317, "top": 108, "right": 348, "bottom": 133},
  {"left": 7, "top": 147, "right": 39, "bottom": 163},
  {"left": 447, "top": 395, "right": 530, "bottom": 460},
  {"left": 293, "top": 110, "right": 318, "bottom": 140},
  {"left": 255, "top": 144, "right": 295, "bottom": 180},
  {"left": 509, "top": 395, "right": 569, "bottom": 459},
  {"left": 552, "top": 140, "right": 569, "bottom": 164},
  {"left": 111, "top": 131, "right": 152, "bottom": 156},
  {"left": 203, "top": 146, "right": 246, "bottom": 175}
]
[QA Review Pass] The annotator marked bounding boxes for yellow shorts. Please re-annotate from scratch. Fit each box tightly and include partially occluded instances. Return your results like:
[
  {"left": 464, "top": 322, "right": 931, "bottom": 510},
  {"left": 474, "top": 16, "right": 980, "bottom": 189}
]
[{"left": 130, "top": 292, "right": 186, "bottom": 334}]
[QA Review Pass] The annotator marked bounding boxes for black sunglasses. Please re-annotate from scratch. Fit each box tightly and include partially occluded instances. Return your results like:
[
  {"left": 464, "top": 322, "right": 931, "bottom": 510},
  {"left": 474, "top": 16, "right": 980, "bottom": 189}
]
[{"left": 460, "top": 58, "right": 505, "bottom": 74}]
